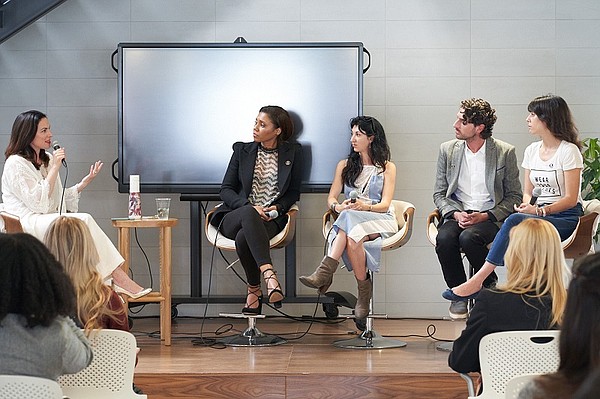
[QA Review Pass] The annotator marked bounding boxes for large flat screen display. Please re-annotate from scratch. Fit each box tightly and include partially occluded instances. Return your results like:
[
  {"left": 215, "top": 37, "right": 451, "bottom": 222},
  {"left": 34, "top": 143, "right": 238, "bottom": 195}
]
[{"left": 117, "top": 42, "right": 363, "bottom": 194}]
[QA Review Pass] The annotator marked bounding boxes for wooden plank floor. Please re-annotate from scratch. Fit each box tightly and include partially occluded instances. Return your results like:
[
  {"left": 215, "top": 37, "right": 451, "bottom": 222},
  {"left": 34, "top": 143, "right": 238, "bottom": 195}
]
[{"left": 130, "top": 315, "right": 471, "bottom": 398}]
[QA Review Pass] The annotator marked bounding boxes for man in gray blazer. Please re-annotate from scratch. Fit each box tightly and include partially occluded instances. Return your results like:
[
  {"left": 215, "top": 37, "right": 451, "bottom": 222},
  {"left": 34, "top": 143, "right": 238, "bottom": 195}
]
[{"left": 433, "top": 98, "right": 522, "bottom": 319}]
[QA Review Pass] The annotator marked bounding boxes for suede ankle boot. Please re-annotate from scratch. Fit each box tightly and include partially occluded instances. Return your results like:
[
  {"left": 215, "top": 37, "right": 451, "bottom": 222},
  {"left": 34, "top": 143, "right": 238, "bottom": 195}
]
[
  {"left": 299, "top": 256, "right": 339, "bottom": 294},
  {"left": 354, "top": 275, "right": 372, "bottom": 319}
]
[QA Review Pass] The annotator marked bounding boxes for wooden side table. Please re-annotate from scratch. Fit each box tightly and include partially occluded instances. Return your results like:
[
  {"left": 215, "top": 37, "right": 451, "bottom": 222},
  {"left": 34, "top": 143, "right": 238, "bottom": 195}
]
[{"left": 111, "top": 217, "right": 178, "bottom": 346}]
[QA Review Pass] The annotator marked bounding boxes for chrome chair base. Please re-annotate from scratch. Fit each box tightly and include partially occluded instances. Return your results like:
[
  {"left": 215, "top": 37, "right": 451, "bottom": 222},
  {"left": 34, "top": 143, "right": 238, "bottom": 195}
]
[
  {"left": 333, "top": 316, "right": 407, "bottom": 349},
  {"left": 218, "top": 313, "right": 286, "bottom": 347}
]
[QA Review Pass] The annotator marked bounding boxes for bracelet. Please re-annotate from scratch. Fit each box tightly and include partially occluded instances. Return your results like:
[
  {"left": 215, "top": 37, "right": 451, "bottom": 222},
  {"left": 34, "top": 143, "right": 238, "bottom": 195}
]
[
  {"left": 535, "top": 206, "right": 540, "bottom": 216},
  {"left": 369, "top": 205, "right": 373, "bottom": 212},
  {"left": 542, "top": 206, "right": 547, "bottom": 217},
  {"left": 330, "top": 202, "right": 338, "bottom": 212}
]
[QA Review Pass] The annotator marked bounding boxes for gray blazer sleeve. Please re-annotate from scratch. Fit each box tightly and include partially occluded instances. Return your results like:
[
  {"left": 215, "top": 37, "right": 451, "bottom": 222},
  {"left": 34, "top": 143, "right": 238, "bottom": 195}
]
[
  {"left": 487, "top": 140, "right": 522, "bottom": 222},
  {"left": 433, "top": 140, "right": 463, "bottom": 219}
]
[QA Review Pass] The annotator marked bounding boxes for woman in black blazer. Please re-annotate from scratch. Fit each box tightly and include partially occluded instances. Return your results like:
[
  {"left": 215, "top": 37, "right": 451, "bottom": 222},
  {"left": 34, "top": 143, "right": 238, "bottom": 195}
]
[{"left": 210, "top": 105, "right": 302, "bottom": 314}]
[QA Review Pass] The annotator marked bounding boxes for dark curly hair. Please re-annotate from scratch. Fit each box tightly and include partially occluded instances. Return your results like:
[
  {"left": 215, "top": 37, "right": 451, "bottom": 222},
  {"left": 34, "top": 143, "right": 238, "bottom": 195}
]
[
  {"left": 342, "top": 116, "right": 391, "bottom": 188},
  {"left": 0, "top": 233, "right": 76, "bottom": 328},
  {"left": 460, "top": 98, "right": 497, "bottom": 139},
  {"left": 527, "top": 94, "right": 582, "bottom": 150},
  {"left": 5, "top": 110, "right": 50, "bottom": 170}
]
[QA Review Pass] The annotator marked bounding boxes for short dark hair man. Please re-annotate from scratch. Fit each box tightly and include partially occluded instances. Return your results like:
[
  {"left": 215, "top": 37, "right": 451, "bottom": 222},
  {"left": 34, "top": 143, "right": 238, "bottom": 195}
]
[{"left": 433, "top": 98, "right": 522, "bottom": 319}]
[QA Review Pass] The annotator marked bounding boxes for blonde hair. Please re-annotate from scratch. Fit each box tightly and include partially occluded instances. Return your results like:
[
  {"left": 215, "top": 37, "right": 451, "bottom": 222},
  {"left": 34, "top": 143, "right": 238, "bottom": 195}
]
[
  {"left": 497, "top": 218, "right": 567, "bottom": 326},
  {"left": 43, "top": 216, "right": 125, "bottom": 333}
]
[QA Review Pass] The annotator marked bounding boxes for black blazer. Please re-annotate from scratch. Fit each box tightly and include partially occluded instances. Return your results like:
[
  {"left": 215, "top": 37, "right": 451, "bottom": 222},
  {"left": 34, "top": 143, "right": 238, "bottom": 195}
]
[
  {"left": 448, "top": 289, "right": 555, "bottom": 374},
  {"left": 211, "top": 141, "right": 303, "bottom": 227}
]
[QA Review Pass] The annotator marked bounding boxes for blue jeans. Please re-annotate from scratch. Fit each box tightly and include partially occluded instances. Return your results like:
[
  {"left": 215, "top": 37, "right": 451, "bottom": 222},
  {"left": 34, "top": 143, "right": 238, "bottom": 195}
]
[{"left": 485, "top": 203, "right": 583, "bottom": 267}]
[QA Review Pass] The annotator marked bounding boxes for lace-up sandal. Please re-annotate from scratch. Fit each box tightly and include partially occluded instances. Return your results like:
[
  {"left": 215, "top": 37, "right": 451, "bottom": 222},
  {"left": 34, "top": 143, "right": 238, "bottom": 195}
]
[{"left": 261, "top": 266, "right": 284, "bottom": 308}]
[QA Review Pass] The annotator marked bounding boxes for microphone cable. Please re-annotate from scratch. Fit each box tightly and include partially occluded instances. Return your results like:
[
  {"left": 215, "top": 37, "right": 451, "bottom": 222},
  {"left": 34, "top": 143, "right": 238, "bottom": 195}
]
[{"left": 58, "top": 163, "right": 68, "bottom": 216}]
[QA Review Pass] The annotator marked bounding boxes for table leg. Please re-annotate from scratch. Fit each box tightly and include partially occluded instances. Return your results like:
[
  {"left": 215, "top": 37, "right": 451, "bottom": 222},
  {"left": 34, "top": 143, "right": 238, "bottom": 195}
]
[
  {"left": 117, "top": 227, "right": 131, "bottom": 275},
  {"left": 160, "top": 226, "right": 172, "bottom": 346}
]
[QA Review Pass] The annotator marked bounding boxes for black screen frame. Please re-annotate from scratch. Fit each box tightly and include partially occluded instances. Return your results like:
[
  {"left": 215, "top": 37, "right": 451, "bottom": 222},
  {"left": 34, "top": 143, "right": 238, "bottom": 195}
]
[{"left": 116, "top": 41, "right": 364, "bottom": 194}]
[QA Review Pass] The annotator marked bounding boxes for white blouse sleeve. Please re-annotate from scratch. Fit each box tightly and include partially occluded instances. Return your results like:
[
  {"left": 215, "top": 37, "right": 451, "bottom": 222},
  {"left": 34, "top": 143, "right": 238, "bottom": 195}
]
[
  {"left": 2, "top": 155, "right": 80, "bottom": 214},
  {"left": 3, "top": 156, "right": 54, "bottom": 213}
]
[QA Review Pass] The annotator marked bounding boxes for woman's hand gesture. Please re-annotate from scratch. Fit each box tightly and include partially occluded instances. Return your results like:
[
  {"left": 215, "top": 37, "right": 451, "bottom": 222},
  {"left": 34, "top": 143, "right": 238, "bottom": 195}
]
[{"left": 77, "top": 160, "right": 103, "bottom": 192}]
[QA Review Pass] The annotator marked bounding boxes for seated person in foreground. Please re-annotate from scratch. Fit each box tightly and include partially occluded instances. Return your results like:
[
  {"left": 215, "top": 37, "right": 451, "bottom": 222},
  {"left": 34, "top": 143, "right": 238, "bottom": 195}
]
[
  {"left": 449, "top": 218, "right": 568, "bottom": 374},
  {"left": 0, "top": 233, "right": 93, "bottom": 380},
  {"left": 518, "top": 252, "right": 600, "bottom": 399},
  {"left": 44, "top": 216, "right": 143, "bottom": 394},
  {"left": 44, "top": 216, "right": 129, "bottom": 333}
]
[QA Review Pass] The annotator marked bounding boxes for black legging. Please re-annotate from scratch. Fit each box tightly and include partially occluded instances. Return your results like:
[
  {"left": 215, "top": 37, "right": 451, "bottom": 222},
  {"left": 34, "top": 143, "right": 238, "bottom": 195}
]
[{"left": 218, "top": 205, "right": 283, "bottom": 285}]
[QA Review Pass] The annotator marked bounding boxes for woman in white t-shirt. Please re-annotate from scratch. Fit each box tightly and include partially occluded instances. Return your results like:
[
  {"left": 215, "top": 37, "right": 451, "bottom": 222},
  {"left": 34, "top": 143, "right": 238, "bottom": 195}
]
[{"left": 443, "top": 94, "right": 583, "bottom": 301}]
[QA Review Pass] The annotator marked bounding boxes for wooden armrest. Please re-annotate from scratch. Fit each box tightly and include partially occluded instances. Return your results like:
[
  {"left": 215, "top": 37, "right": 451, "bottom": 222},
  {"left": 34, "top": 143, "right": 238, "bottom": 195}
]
[
  {"left": 322, "top": 209, "right": 338, "bottom": 239},
  {"left": 426, "top": 209, "right": 441, "bottom": 226},
  {"left": 0, "top": 211, "right": 24, "bottom": 233},
  {"left": 426, "top": 209, "right": 441, "bottom": 247}
]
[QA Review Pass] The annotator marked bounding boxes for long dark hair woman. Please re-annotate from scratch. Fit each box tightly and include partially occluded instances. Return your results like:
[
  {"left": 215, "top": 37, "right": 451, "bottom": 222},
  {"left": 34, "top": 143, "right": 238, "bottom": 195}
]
[{"left": 299, "top": 115, "right": 397, "bottom": 319}]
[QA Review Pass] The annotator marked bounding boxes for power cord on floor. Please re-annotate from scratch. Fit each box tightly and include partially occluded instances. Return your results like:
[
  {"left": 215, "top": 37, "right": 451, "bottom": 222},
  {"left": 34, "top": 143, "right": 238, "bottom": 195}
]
[
  {"left": 131, "top": 200, "right": 455, "bottom": 347},
  {"left": 190, "top": 201, "right": 232, "bottom": 349}
]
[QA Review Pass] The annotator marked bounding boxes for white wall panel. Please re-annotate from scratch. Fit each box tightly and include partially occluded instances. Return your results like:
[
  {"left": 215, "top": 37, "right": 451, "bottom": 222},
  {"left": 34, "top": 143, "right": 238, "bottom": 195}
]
[{"left": 1, "top": 0, "right": 599, "bottom": 320}]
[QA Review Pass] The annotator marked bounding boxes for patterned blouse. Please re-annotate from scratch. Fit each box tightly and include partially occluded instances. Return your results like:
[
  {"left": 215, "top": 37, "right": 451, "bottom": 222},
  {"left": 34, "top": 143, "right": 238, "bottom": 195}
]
[{"left": 248, "top": 146, "right": 280, "bottom": 207}]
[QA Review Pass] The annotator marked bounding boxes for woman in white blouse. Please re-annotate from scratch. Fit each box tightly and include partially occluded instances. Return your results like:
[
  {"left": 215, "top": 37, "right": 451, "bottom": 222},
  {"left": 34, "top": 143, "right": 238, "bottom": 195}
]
[{"left": 1, "top": 110, "right": 150, "bottom": 299}]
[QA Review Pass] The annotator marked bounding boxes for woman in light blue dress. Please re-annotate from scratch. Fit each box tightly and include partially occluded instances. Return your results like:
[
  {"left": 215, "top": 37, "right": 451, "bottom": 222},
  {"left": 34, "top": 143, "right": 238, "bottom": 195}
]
[{"left": 299, "top": 116, "right": 397, "bottom": 319}]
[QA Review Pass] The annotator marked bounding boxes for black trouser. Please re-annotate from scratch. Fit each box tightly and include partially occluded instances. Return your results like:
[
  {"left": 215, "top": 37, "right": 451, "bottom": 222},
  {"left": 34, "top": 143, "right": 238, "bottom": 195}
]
[
  {"left": 436, "top": 219, "right": 499, "bottom": 289},
  {"left": 219, "top": 205, "right": 283, "bottom": 286}
]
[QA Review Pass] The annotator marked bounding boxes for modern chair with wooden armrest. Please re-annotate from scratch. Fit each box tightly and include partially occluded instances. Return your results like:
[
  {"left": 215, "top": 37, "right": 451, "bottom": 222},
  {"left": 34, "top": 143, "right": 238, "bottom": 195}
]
[
  {"left": 324, "top": 200, "right": 415, "bottom": 349},
  {"left": 204, "top": 204, "right": 299, "bottom": 346}
]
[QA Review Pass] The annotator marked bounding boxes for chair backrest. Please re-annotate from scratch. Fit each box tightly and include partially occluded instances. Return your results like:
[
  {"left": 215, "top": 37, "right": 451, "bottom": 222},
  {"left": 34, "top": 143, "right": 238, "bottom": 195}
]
[
  {"left": 0, "top": 374, "right": 64, "bottom": 399},
  {"left": 205, "top": 204, "right": 299, "bottom": 250},
  {"left": 58, "top": 329, "right": 146, "bottom": 399},
  {"left": 504, "top": 373, "right": 542, "bottom": 399},
  {"left": 0, "top": 211, "right": 24, "bottom": 233},
  {"left": 322, "top": 200, "right": 415, "bottom": 252},
  {"left": 382, "top": 200, "right": 415, "bottom": 250},
  {"left": 476, "top": 330, "right": 560, "bottom": 399}
]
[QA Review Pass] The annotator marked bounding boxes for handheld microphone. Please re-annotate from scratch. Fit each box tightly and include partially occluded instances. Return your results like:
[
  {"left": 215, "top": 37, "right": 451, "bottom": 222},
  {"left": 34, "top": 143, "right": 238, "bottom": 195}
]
[
  {"left": 529, "top": 187, "right": 542, "bottom": 206},
  {"left": 52, "top": 141, "right": 67, "bottom": 167},
  {"left": 349, "top": 190, "right": 358, "bottom": 203},
  {"left": 267, "top": 209, "right": 279, "bottom": 219}
]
